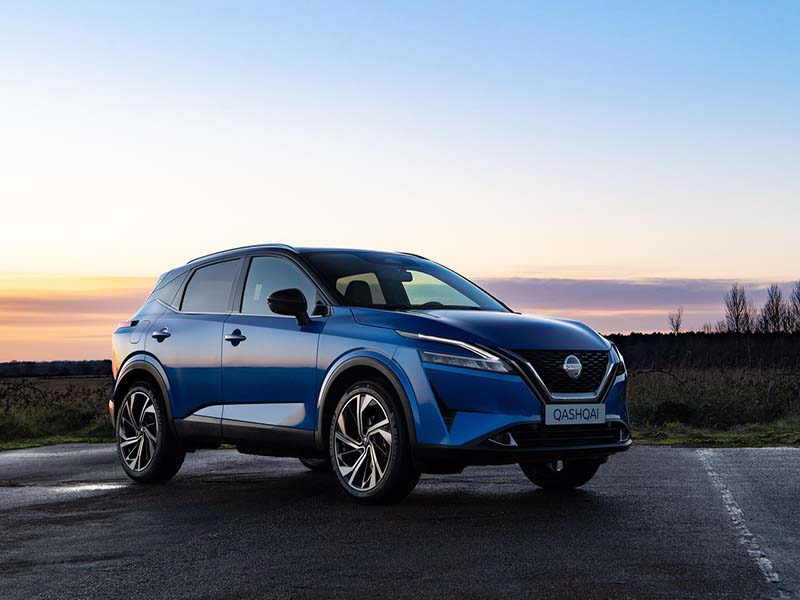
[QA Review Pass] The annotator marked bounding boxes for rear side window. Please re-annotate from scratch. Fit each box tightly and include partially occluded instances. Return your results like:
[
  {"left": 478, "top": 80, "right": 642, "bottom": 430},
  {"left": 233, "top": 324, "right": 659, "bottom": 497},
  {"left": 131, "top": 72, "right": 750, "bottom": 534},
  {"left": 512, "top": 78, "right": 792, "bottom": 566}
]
[
  {"left": 241, "top": 256, "right": 318, "bottom": 315},
  {"left": 181, "top": 260, "right": 241, "bottom": 313}
]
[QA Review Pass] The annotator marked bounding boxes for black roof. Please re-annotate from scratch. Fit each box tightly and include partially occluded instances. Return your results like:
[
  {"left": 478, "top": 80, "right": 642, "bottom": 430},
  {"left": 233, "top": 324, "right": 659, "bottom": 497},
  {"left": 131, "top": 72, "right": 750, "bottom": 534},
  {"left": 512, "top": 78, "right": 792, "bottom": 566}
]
[{"left": 186, "top": 245, "right": 426, "bottom": 265}]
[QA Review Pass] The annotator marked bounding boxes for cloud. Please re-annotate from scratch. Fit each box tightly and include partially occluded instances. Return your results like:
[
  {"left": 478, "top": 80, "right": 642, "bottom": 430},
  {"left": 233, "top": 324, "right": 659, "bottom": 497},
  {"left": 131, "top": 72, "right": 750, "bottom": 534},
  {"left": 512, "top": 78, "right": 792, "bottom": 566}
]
[{"left": 476, "top": 277, "right": 797, "bottom": 333}]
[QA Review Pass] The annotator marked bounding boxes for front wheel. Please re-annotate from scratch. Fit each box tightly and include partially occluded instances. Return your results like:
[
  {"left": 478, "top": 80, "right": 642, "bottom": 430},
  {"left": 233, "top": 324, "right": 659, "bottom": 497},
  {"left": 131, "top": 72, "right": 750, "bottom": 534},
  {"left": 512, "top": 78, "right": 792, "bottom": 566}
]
[
  {"left": 519, "top": 459, "right": 601, "bottom": 490},
  {"left": 116, "top": 382, "right": 185, "bottom": 484},
  {"left": 329, "top": 382, "right": 419, "bottom": 504}
]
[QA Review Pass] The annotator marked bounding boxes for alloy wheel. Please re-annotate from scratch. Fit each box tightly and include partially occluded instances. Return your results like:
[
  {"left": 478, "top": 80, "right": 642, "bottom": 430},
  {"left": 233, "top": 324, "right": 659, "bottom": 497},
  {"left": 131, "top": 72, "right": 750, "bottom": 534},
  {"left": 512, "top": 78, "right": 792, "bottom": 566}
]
[
  {"left": 333, "top": 393, "right": 393, "bottom": 491},
  {"left": 117, "top": 390, "right": 159, "bottom": 472}
]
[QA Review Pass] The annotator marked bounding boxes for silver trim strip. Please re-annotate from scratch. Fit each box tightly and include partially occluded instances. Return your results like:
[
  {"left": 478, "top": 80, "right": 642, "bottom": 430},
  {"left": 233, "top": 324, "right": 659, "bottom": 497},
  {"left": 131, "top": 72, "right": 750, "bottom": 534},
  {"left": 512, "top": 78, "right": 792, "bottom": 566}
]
[
  {"left": 188, "top": 403, "right": 307, "bottom": 427},
  {"left": 222, "top": 403, "right": 306, "bottom": 428},
  {"left": 195, "top": 405, "right": 223, "bottom": 419}
]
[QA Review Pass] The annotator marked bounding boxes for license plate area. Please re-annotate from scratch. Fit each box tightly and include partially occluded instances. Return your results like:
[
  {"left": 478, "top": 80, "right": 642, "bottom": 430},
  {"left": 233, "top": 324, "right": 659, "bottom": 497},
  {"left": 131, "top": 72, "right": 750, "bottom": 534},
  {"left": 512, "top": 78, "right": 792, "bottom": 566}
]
[{"left": 544, "top": 403, "right": 606, "bottom": 426}]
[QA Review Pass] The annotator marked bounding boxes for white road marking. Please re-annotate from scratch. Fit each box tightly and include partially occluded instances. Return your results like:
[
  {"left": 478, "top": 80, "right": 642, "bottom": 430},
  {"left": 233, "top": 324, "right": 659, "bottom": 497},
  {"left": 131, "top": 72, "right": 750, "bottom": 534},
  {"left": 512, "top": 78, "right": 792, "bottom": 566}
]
[
  {"left": 697, "top": 449, "right": 788, "bottom": 599},
  {"left": 50, "top": 483, "right": 126, "bottom": 493}
]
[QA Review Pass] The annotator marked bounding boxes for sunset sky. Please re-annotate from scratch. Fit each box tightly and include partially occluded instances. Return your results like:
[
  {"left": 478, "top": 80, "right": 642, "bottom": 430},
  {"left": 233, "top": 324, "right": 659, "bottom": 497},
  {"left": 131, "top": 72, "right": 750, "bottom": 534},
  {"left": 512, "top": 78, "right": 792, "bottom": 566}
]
[{"left": 2, "top": 2, "right": 799, "bottom": 360}]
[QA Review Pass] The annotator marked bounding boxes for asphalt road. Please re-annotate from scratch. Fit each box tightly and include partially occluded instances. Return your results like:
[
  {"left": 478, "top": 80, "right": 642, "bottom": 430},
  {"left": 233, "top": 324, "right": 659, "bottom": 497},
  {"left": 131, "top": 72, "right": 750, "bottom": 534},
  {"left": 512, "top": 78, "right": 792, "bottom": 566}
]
[{"left": 1, "top": 445, "right": 797, "bottom": 600}]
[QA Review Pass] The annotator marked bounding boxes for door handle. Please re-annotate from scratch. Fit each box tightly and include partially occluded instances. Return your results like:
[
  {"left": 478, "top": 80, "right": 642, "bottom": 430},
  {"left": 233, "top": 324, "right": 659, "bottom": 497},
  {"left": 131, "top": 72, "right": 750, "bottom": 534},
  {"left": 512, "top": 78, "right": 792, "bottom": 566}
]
[
  {"left": 224, "top": 329, "right": 247, "bottom": 346},
  {"left": 151, "top": 327, "right": 171, "bottom": 342}
]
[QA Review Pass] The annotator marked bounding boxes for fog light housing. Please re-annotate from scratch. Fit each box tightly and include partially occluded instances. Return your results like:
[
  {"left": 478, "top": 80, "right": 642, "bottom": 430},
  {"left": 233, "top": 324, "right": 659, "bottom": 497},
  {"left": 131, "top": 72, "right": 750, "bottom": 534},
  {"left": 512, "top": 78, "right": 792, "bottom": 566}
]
[{"left": 488, "top": 431, "right": 518, "bottom": 447}]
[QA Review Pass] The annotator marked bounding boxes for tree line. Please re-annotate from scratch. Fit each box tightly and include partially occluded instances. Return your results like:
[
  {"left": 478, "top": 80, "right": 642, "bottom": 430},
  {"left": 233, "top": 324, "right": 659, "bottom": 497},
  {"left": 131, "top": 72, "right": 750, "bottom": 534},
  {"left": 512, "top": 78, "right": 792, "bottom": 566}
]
[{"left": 668, "top": 281, "right": 800, "bottom": 335}]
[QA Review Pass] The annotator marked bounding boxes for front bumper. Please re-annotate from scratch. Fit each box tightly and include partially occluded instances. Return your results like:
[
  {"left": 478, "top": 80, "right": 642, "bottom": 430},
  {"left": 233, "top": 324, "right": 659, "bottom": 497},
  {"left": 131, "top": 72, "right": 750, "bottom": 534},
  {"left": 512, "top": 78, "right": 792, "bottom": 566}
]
[
  {"left": 415, "top": 440, "right": 632, "bottom": 470},
  {"left": 414, "top": 420, "right": 632, "bottom": 471}
]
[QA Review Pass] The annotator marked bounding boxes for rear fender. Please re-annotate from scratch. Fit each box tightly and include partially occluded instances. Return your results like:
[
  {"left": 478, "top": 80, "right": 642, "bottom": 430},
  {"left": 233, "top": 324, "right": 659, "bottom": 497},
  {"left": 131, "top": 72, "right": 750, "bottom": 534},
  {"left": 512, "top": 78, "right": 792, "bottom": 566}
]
[{"left": 113, "top": 353, "right": 176, "bottom": 436}]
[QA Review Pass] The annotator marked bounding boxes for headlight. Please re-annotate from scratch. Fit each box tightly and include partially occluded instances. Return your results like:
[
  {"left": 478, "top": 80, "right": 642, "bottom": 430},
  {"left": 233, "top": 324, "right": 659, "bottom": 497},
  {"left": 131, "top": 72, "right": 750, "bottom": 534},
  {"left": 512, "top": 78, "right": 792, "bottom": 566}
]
[
  {"left": 397, "top": 331, "right": 513, "bottom": 374},
  {"left": 418, "top": 350, "right": 512, "bottom": 373},
  {"left": 610, "top": 342, "right": 626, "bottom": 375}
]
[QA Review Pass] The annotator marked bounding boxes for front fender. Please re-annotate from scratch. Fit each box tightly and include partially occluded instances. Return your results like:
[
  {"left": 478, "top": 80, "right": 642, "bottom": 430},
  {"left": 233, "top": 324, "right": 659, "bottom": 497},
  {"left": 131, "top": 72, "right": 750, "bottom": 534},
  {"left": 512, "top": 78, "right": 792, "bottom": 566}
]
[{"left": 315, "top": 349, "right": 420, "bottom": 449}]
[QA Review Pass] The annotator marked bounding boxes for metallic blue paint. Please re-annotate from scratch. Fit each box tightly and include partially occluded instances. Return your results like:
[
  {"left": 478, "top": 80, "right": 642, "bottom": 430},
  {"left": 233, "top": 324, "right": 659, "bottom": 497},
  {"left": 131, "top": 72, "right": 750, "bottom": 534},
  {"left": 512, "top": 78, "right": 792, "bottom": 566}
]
[
  {"left": 352, "top": 308, "right": 610, "bottom": 351},
  {"left": 110, "top": 245, "right": 630, "bottom": 466},
  {"left": 222, "top": 313, "right": 322, "bottom": 430},
  {"left": 146, "top": 309, "right": 229, "bottom": 419}
]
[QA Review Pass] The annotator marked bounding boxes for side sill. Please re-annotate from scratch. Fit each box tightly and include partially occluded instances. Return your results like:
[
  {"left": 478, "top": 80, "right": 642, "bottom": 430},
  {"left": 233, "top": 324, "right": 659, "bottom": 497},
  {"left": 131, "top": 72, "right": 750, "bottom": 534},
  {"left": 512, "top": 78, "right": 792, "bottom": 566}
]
[{"left": 222, "top": 420, "right": 320, "bottom": 458}]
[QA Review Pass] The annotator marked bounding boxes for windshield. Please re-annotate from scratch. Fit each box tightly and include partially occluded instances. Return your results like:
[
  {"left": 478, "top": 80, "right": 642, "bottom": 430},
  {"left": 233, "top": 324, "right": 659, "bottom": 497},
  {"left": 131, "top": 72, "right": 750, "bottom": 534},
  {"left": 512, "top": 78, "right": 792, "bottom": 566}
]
[{"left": 302, "top": 251, "right": 508, "bottom": 312}]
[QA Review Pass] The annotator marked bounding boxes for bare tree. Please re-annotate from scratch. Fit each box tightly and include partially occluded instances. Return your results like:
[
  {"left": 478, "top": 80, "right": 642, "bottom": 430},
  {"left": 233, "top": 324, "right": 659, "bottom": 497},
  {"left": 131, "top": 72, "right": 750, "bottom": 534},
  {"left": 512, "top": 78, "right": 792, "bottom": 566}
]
[
  {"left": 723, "top": 282, "right": 750, "bottom": 333},
  {"left": 789, "top": 281, "right": 800, "bottom": 333},
  {"left": 745, "top": 300, "right": 758, "bottom": 333},
  {"left": 668, "top": 306, "right": 684, "bottom": 334},
  {"left": 758, "top": 284, "right": 787, "bottom": 333}
]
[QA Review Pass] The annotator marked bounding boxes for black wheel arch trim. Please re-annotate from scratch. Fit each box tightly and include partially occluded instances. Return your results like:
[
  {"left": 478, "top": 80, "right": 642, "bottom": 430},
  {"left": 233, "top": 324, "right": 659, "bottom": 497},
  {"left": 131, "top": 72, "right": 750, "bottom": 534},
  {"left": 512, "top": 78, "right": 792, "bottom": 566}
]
[
  {"left": 315, "top": 356, "right": 417, "bottom": 450},
  {"left": 114, "top": 353, "right": 177, "bottom": 437}
]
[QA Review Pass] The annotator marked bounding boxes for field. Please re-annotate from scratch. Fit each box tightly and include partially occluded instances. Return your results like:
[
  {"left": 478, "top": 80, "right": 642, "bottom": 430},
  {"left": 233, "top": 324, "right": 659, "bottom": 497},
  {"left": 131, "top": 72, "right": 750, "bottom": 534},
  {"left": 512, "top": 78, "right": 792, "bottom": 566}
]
[
  {"left": 0, "top": 376, "right": 112, "bottom": 449},
  {"left": 1, "top": 334, "right": 799, "bottom": 449}
]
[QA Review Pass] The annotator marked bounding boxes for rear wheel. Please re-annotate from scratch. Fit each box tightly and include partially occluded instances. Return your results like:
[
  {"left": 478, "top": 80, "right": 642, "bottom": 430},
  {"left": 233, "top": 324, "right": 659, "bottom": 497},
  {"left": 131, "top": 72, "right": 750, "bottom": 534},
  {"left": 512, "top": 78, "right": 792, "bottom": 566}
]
[
  {"left": 299, "top": 457, "right": 332, "bottom": 472},
  {"left": 329, "top": 382, "right": 419, "bottom": 504},
  {"left": 519, "top": 459, "right": 601, "bottom": 490},
  {"left": 115, "top": 382, "right": 185, "bottom": 483}
]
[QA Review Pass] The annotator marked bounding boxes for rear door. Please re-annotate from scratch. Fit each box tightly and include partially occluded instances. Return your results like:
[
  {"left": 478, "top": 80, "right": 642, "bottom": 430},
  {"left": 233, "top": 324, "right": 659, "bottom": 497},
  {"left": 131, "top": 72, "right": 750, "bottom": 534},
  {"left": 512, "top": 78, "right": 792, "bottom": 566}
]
[
  {"left": 148, "top": 258, "right": 243, "bottom": 426},
  {"left": 221, "top": 254, "right": 326, "bottom": 437}
]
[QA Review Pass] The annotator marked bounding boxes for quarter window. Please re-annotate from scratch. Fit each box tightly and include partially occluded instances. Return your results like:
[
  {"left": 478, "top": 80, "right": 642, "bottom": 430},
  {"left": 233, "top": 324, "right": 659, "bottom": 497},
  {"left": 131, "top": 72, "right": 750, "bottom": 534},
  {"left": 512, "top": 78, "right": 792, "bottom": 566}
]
[
  {"left": 241, "top": 256, "right": 319, "bottom": 316},
  {"left": 148, "top": 272, "right": 187, "bottom": 307},
  {"left": 180, "top": 260, "right": 241, "bottom": 313}
]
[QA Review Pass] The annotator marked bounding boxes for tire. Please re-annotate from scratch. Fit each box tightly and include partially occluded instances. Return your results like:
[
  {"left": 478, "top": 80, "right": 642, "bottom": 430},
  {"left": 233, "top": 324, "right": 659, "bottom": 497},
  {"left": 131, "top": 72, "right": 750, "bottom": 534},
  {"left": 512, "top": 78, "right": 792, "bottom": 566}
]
[
  {"left": 329, "top": 381, "right": 419, "bottom": 504},
  {"left": 299, "top": 457, "right": 332, "bottom": 472},
  {"left": 115, "top": 382, "right": 185, "bottom": 484},
  {"left": 519, "top": 459, "right": 601, "bottom": 490}
]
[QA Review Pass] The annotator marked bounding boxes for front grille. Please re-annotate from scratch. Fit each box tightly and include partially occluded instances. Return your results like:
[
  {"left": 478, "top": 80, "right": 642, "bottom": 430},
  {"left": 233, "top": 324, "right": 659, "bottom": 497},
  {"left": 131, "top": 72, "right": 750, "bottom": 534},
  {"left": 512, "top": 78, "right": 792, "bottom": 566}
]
[
  {"left": 515, "top": 350, "right": 609, "bottom": 394},
  {"left": 501, "top": 423, "right": 622, "bottom": 449}
]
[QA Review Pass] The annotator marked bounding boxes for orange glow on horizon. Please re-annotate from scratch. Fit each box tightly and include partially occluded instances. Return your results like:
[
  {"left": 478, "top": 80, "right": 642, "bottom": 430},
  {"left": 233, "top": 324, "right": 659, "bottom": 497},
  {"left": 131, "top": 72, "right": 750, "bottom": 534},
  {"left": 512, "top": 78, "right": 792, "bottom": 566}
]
[{"left": 0, "top": 274, "right": 154, "bottom": 361}]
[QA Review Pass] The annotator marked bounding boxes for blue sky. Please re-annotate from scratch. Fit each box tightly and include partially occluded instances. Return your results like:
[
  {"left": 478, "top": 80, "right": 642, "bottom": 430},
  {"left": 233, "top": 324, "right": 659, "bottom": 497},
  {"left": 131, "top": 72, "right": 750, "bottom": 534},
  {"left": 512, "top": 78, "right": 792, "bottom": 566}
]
[{"left": 1, "top": 2, "right": 799, "bottom": 356}]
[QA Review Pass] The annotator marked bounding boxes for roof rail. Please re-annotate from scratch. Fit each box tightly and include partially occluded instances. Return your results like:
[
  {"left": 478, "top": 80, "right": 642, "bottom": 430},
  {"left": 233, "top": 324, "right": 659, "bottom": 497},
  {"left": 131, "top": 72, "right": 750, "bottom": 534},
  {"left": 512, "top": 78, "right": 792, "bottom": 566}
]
[
  {"left": 396, "top": 251, "right": 429, "bottom": 260},
  {"left": 187, "top": 243, "right": 297, "bottom": 264}
]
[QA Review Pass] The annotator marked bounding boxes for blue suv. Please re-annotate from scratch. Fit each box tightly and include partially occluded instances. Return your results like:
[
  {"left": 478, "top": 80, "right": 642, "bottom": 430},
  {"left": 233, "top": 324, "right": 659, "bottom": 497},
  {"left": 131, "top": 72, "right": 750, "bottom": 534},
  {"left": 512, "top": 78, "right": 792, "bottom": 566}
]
[{"left": 111, "top": 245, "right": 630, "bottom": 503}]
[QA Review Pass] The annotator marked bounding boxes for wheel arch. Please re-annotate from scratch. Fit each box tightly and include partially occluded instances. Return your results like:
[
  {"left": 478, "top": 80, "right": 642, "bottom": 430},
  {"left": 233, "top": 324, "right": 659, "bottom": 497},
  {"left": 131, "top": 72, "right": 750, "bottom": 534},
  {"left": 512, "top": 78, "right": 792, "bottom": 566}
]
[
  {"left": 315, "top": 355, "right": 418, "bottom": 451},
  {"left": 113, "top": 354, "right": 176, "bottom": 436}
]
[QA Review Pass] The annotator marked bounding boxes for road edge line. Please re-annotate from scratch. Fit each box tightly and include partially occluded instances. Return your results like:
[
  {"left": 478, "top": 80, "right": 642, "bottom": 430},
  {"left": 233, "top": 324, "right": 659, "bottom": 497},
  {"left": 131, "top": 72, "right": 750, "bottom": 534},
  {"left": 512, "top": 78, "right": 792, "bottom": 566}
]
[{"left": 696, "top": 449, "right": 788, "bottom": 599}]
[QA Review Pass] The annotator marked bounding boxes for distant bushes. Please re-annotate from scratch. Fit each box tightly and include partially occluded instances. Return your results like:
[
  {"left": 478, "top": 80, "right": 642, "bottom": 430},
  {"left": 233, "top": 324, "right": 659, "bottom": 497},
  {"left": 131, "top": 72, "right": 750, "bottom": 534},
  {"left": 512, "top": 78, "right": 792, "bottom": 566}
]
[
  {"left": 627, "top": 368, "right": 800, "bottom": 429},
  {"left": 608, "top": 332, "right": 800, "bottom": 370},
  {"left": 609, "top": 332, "right": 800, "bottom": 430},
  {"left": 0, "top": 360, "right": 112, "bottom": 378}
]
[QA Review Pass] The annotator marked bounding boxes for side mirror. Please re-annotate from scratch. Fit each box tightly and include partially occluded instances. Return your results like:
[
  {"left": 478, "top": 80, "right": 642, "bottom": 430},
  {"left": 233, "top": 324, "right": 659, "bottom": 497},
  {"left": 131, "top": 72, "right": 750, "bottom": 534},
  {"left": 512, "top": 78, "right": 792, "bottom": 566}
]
[{"left": 267, "top": 288, "right": 310, "bottom": 325}]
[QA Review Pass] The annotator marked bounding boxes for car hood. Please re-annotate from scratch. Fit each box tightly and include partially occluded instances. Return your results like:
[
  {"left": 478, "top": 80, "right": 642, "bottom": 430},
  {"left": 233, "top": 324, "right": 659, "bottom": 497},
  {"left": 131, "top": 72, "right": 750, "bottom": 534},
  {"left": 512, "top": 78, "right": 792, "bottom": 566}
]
[{"left": 350, "top": 308, "right": 609, "bottom": 351}]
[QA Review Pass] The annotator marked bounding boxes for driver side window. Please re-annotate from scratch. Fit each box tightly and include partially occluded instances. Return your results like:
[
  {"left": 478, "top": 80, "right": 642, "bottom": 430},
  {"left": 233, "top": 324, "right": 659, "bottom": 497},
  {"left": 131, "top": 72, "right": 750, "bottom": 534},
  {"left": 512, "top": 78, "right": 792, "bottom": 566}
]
[{"left": 241, "top": 256, "right": 319, "bottom": 316}]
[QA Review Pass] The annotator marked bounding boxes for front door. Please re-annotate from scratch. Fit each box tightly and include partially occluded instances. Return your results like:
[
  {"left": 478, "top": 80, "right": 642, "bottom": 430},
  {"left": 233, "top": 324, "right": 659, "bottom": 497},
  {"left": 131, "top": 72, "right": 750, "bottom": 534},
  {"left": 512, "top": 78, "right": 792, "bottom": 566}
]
[{"left": 221, "top": 255, "right": 325, "bottom": 440}]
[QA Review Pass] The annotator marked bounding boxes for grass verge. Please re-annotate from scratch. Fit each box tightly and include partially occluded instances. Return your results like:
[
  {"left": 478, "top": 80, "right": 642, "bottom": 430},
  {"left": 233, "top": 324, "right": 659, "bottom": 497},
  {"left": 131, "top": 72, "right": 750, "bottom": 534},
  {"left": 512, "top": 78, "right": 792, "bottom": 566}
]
[
  {"left": 634, "top": 422, "right": 800, "bottom": 447},
  {"left": 0, "top": 435, "right": 114, "bottom": 452},
  {"left": 3, "top": 428, "right": 798, "bottom": 452}
]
